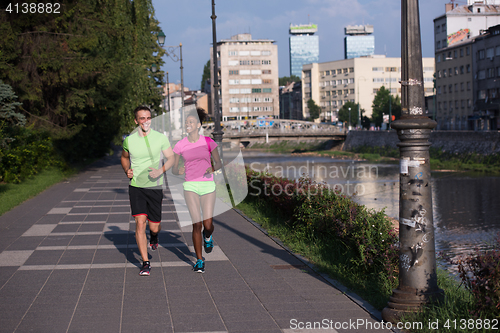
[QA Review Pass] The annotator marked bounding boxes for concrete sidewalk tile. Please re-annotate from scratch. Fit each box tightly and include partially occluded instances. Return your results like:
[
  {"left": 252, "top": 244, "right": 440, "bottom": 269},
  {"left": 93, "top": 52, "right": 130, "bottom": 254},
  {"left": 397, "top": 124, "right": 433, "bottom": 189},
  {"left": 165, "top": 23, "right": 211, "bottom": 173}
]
[
  {"left": 78, "top": 223, "right": 105, "bottom": 232},
  {"left": 84, "top": 214, "right": 109, "bottom": 222},
  {"left": 6, "top": 236, "right": 44, "bottom": 250},
  {"left": 58, "top": 249, "right": 95, "bottom": 265},
  {"left": 224, "top": 317, "right": 280, "bottom": 331},
  {"left": 47, "top": 207, "right": 72, "bottom": 214},
  {"left": 121, "top": 316, "right": 174, "bottom": 333},
  {"left": 70, "top": 207, "right": 91, "bottom": 214},
  {"left": 104, "top": 222, "right": 130, "bottom": 233},
  {"left": 85, "top": 267, "right": 125, "bottom": 282},
  {"left": 68, "top": 314, "right": 121, "bottom": 333},
  {"left": 69, "top": 234, "right": 101, "bottom": 246},
  {"left": 52, "top": 224, "right": 81, "bottom": 233},
  {"left": 61, "top": 215, "right": 86, "bottom": 222},
  {"left": 36, "top": 215, "right": 65, "bottom": 224},
  {"left": 171, "top": 312, "right": 226, "bottom": 332},
  {"left": 22, "top": 224, "right": 57, "bottom": 237}
]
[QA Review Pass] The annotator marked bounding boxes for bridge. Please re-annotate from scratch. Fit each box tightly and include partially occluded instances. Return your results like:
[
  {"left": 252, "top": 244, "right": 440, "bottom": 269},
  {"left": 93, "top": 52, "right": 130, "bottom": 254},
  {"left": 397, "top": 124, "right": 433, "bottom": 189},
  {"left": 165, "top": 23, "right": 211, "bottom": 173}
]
[{"left": 202, "top": 119, "right": 346, "bottom": 148}]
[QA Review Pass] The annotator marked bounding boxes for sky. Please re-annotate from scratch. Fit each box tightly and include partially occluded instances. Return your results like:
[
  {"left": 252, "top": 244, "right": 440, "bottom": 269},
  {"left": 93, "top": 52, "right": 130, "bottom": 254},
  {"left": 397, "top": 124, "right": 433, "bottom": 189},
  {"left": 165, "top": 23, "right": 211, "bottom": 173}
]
[{"left": 152, "top": 0, "right": 450, "bottom": 90}]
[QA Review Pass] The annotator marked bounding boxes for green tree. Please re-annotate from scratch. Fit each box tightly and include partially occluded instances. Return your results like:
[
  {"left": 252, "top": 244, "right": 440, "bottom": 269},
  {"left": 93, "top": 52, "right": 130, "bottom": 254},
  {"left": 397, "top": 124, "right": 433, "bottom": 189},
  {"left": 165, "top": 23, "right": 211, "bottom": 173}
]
[
  {"left": 279, "top": 75, "right": 300, "bottom": 86},
  {"left": 0, "top": 0, "right": 165, "bottom": 162},
  {"left": 306, "top": 99, "right": 321, "bottom": 120},
  {"left": 338, "top": 101, "right": 360, "bottom": 127},
  {"left": 371, "top": 86, "right": 402, "bottom": 127},
  {"left": 201, "top": 60, "right": 210, "bottom": 92},
  {"left": 0, "top": 80, "right": 24, "bottom": 127}
]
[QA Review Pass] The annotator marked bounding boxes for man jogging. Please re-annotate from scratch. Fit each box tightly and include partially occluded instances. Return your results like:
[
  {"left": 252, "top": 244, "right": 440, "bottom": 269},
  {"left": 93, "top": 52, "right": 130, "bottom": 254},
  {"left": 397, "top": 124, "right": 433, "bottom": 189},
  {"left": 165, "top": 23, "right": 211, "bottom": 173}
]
[{"left": 121, "top": 106, "right": 174, "bottom": 276}]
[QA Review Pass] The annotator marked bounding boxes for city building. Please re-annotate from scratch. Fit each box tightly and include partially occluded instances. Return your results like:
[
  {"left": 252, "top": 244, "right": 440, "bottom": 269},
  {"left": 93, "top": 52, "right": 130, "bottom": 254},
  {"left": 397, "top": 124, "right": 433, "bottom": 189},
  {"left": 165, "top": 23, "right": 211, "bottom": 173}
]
[
  {"left": 279, "top": 81, "right": 303, "bottom": 120},
  {"left": 210, "top": 33, "right": 279, "bottom": 121},
  {"left": 344, "top": 25, "right": 375, "bottom": 59},
  {"left": 289, "top": 24, "right": 319, "bottom": 78},
  {"left": 302, "top": 56, "right": 435, "bottom": 121},
  {"left": 471, "top": 24, "right": 500, "bottom": 130},
  {"left": 434, "top": 0, "right": 500, "bottom": 130}
]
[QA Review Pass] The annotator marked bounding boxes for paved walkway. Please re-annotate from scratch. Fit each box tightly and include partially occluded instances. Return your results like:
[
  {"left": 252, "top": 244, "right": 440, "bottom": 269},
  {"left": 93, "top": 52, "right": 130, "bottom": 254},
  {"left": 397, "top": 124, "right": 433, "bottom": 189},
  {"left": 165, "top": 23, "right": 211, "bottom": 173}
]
[{"left": 0, "top": 152, "right": 391, "bottom": 333}]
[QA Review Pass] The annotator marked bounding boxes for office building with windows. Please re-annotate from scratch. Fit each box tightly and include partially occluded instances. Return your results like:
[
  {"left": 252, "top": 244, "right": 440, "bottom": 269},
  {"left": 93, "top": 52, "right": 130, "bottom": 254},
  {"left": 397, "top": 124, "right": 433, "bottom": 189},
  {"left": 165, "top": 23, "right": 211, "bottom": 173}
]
[
  {"left": 344, "top": 25, "right": 374, "bottom": 59},
  {"left": 434, "top": 1, "right": 500, "bottom": 130},
  {"left": 289, "top": 24, "right": 319, "bottom": 78},
  {"left": 210, "top": 33, "right": 279, "bottom": 121},
  {"left": 302, "top": 56, "right": 435, "bottom": 120}
]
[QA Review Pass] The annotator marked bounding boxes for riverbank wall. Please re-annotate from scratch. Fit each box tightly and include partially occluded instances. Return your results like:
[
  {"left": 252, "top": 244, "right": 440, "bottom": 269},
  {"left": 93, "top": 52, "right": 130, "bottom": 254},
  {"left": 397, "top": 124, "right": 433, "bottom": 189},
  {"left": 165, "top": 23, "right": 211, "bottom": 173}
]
[{"left": 343, "top": 130, "right": 500, "bottom": 155}]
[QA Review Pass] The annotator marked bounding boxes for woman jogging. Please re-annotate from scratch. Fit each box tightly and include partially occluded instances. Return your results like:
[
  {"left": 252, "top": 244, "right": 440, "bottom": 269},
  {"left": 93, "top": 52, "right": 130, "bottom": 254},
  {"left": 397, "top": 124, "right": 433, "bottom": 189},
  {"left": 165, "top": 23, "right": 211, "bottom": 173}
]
[{"left": 172, "top": 108, "right": 222, "bottom": 273}]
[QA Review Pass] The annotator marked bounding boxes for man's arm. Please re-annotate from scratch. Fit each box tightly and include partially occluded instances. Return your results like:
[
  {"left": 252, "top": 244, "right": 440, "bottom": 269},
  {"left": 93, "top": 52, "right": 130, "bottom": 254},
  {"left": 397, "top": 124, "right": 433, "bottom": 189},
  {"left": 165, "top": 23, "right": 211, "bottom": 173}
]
[
  {"left": 121, "top": 150, "right": 133, "bottom": 179},
  {"left": 148, "top": 147, "right": 175, "bottom": 178}
]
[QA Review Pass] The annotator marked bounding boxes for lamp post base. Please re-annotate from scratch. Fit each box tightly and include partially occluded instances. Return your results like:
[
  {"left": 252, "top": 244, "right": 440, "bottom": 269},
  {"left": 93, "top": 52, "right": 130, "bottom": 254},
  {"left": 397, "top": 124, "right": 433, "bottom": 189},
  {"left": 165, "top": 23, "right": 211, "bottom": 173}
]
[{"left": 382, "top": 287, "right": 444, "bottom": 323}]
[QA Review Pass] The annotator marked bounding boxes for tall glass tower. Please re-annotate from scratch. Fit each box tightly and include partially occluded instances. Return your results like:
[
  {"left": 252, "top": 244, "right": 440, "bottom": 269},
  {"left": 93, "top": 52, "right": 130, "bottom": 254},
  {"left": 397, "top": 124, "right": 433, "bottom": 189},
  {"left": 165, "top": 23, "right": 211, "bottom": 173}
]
[
  {"left": 289, "top": 24, "right": 319, "bottom": 78},
  {"left": 344, "top": 25, "right": 374, "bottom": 59}
]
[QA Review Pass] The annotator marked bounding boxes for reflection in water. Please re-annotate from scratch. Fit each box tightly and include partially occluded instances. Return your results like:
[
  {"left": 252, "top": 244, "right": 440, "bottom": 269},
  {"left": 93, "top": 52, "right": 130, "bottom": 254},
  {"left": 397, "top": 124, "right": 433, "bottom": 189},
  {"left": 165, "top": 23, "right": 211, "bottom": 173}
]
[{"left": 243, "top": 151, "right": 500, "bottom": 272}]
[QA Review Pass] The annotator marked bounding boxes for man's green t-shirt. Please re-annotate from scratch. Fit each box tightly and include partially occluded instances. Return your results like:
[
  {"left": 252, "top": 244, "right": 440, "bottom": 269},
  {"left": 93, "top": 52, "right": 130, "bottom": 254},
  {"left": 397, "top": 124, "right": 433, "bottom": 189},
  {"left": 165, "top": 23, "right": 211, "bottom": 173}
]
[{"left": 123, "top": 130, "right": 171, "bottom": 188}]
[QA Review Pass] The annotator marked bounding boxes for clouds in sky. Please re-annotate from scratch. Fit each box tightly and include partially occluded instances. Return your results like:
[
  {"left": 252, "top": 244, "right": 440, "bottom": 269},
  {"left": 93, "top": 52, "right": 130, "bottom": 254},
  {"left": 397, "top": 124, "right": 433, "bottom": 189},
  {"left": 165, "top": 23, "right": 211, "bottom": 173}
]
[{"left": 152, "top": 0, "right": 445, "bottom": 90}]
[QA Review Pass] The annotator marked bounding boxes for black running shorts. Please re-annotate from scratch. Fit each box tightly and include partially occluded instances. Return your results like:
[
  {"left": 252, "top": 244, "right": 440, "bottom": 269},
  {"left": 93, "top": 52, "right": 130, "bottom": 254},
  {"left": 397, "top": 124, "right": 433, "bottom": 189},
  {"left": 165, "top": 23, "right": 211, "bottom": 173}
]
[{"left": 129, "top": 185, "right": 163, "bottom": 223}]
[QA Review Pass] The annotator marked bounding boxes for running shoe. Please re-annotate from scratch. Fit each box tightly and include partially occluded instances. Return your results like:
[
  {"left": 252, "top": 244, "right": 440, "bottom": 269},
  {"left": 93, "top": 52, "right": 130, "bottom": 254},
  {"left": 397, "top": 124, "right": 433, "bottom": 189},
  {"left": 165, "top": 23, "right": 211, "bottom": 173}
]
[
  {"left": 149, "top": 235, "right": 159, "bottom": 251},
  {"left": 139, "top": 261, "right": 151, "bottom": 276},
  {"left": 193, "top": 259, "right": 205, "bottom": 273},
  {"left": 203, "top": 230, "right": 213, "bottom": 254}
]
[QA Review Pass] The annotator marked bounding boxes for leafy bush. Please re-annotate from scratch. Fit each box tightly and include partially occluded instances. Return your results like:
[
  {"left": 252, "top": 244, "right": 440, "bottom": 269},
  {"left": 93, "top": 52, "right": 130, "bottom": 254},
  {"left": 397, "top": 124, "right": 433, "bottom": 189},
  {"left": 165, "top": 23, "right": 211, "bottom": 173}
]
[
  {"left": 455, "top": 234, "right": 500, "bottom": 318},
  {"left": 0, "top": 126, "right": 64, "bottom": 183},
  {"left": 246, "top": 168, "right": 399, "bottom": 281}
]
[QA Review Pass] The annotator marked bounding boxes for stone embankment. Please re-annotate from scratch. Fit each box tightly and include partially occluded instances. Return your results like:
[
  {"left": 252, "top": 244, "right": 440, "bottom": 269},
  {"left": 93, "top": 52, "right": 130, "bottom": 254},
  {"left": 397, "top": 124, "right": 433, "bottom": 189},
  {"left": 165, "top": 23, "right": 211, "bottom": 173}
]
[{"left": 343, "top": 130, "right": 500, "bottom": 155}]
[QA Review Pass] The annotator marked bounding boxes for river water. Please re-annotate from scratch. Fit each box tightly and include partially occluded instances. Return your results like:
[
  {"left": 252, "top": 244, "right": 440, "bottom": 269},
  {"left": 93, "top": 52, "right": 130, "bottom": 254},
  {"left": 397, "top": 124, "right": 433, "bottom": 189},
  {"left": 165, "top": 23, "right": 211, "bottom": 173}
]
[{"left": 241, "top": 151, "right": 500, "bottom": 272}]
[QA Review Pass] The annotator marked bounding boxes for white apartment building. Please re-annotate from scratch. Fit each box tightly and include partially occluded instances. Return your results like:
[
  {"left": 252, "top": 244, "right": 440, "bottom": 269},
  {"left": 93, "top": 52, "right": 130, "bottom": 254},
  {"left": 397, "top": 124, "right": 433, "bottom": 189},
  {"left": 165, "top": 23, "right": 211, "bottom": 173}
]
[
  {"left": 302, "top": 56, "right": 435, "bottom": 120},
  {"left": 210, "top": 33, "right": 279, "bottom": 121}
]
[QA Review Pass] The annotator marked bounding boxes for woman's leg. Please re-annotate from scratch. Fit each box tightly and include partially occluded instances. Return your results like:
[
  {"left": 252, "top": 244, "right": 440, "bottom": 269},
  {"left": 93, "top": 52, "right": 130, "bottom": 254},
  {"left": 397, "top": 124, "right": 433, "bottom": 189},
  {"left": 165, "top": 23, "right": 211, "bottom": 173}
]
[
  {"left": 200, "top": 190, "right": 217, "bottom": 237},
  {"left": 184, "top": 190, "right": 203, "bottom": 260}
]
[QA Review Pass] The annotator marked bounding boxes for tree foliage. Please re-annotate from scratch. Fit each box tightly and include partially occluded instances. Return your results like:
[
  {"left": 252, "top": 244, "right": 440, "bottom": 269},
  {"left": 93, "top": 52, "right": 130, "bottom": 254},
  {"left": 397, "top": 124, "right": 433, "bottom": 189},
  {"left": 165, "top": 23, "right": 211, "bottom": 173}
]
[
  {"left": 371, "top": 86, "right": 402, "bottom": 127},
  {"left": 306, "top": 99, "right": 321, "bottom": 120},
  {"left": 0, "top": 80, "right": 24, "bottom": 127},
  {"left": 338, "top": 101, "right": 361, "bottom": 127},
  {"left": 201, "top": 60, "right": 210, "bottom": 92},
  {"left": 279, "top": 75, "right": 300, "bottom": 86},
  {"left": 0, "top": 0, "right": 165, "bottom": 162}
]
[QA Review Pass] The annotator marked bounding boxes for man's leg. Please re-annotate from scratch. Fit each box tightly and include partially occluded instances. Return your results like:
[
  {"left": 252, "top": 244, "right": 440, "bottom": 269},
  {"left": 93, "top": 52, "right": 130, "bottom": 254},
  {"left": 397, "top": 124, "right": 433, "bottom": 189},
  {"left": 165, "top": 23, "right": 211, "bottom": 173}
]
[
  {"left": 135, "top": 215, "right": 149, "bottom": 263},
  {"left": 148, "top": 220, "right": 161, "bottom": 250}
]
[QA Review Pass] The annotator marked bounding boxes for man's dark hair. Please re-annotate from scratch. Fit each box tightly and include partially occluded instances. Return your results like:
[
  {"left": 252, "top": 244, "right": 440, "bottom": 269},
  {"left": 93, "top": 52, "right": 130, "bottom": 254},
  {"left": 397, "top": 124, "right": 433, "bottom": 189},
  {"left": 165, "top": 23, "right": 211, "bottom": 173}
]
[{"left": 133, "top": 105, "right": 151, "bottom": 119}]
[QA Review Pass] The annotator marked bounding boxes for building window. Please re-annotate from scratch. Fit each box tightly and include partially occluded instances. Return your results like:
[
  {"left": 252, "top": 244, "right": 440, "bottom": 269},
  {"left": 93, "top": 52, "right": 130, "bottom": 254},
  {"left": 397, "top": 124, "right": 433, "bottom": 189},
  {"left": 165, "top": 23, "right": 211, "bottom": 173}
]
[
  {"left": 454, "top": 50, "right": 457, "bottom": 58},
  {"left": 228, "top": 60, "right": 239, "bottom": 66},
  {"left": 251, "top": 69, "right": 262, "bottom": 75},
  {"left": 386, "top": 67, "right": 397, "bottom": 72},
  {"left": 331, "top": 69, "right": 336, "bottom": 75},
  {"left": 461, "top": 100, "right": 465, "bottom": 109},
  {"left": 304, "top": 71, "right": 310, "bottom": 77},
  {"left": 240, "top": 88, "right": 251, "bottom": 94},
  {"left": 261, "top": 50, "right": 271, "bottom": 55},
  {"left": 230, "top": 98, "right": 239, "bottom": 103},
  {"left": 251, "top": 79, "right": 262, "bottom": 84},
  {"left": 496, "top": 46, "right": 500, "bottom": 56},
  {"left": 228, "top": 51, "right": 238, "bottom": 56},
  {"left": 478, "top": 49, "right": 485, "bottom": 60},
  {"left": 349, "top": 78, "right": 355, "bottom": 84},
  {"left": 263, "top": 97, "right": 272, "bottom": 102},
  {"left": 448, "top": 68, "right": 452, "bottom": 77},
  {"left": 349, "top": 67, "right": 354, "bottom": 73},
  {"left": 372, "top": 67, "right": 384, "bottom": 72},
  {"left": 487, "top": 47, "right": 495, "bottom": 58},
  {"left": 454, "top": 67, "right": 458, "bottom": 75},
  {"left": 466, "top": 64, "right": 471, "bottom": 73},
  {"left": 263, "top": 70, "right": 272, "bottom": 75},
  {"left": 478, "top": 70, "right": 486, "bottom": 80},
  {"left": 350, "top": 89, "right": 355, "bottom": 94},
  {"left": 460, "top": 48, "right": 464, "bottom": 57},
  {"left": 460, "top": 82, "right": 464, "bottom": 91},
  {"left": 228, "top": 80, "right": 239, "bottom": 85},
  {"left": 343, "top": 79, "right": 349, "bottom": 85},
  {"left": 438, "top": 70, "right": 442, "bottom": 78},
  {"left": 373, "top": 88, "right": 379, "bottom": 94},
  {"left": 466, "top": 47, "right": 470, "bottom": 56},
  {"left": 437, "top": 54, "right": 441, "bottom": 63},
  {"left": 250, "top": 51, "right": 261, "bottom": 56},
  {"left": 240, "top": 79, "right": 251, "bottom": 84},
  {"left": 240, "top": 60, "right": 250, "bottom": 65},
  {"left": 488, "top": 68, "right": 496, "bottom": 78},
  {"left": 448, "top": 84, "right": 452, "bottom": 93},
  {"left": 344, "top": 89, "right": 349, "bottom": 95},
  {"left": 229, "top": 107, "right": 239, "bottom": 112},
  {"left": 325, "top": 70, "right": 330, "bottom": 75},
  {"left": 253, "top": 107, "right": 261, "bottom": 112},
  {"left": 436, "top": 25, "right": 441, "bottom": 33},
  {"left": 460, "top": 66, "right": 464, "bottom": 74},
  {"left": 443, "top": 70, "right": 447, "bottom": 78},
  {"left": 467, "top": 82, "right": 471, "bottom": 90},
  {"left": 253, "top": 97, "right": 261, "bottom": 103},
  {"left": 229, "top": 89, "right": 239, "bottom": 94},
  {"left": 239, "top": 51, "right": 250, "bottom": 56},
  {"left": 263, "top": 88, "right": 272, "bottom": 93},
  {"left": 262, "top": 79, "right": 271, "bottom": 84},
  {"left": 467, "top": 99, "right": 471, "bottom": 107},
  {"left": 252, "top": 88, "right": 261, "bottom": 93},
  {"left": 251, "top": 60, "right": 261, "bottom": 65},
  {"left": 478, "top": 90, "right": 486, "bottom": 99},
  {"left": 437, "top": 86, "right": 441, "bottom": 94},
  {"left": 262, "top": 60, "right": 271, "bottom": 65}
]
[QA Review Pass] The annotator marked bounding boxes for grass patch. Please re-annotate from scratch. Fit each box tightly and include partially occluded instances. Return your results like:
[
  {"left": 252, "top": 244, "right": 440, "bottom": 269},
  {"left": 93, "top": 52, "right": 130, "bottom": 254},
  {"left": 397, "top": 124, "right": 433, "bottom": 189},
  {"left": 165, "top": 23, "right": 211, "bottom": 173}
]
[{"left": 0, "top": 167, "right": 74, "bottom": 216}]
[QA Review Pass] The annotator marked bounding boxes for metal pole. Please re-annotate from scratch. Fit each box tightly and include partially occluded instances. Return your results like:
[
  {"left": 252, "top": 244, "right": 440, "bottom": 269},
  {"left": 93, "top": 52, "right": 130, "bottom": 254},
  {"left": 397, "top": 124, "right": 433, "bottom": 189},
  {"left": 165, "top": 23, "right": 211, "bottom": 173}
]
[
  {"left": 211, "top": 0, "right": 223, "bottom": 151},
  {"left": 382, "top": 0, "right": 443, "bottom": 323},
  {"left": 348, "top": 107, "right": 351, "bottom": 131},
  {"left": 167, "top": 72, "right": 172, "bottom": 143},
  {"left": 180, "top": 43, "right": 185, "bottom": 136},
  {"left": 389, "top": 72, "right": 392, "bottom": 128}
]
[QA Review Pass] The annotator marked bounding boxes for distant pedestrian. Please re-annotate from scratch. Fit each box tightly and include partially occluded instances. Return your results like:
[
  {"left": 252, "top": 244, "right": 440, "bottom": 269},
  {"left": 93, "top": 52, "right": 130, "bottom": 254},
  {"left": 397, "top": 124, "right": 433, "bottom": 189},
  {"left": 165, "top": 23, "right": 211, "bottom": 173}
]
[
  {"left": 121, "top": 106, "right": 174, "bottom": 276},
  {"left": 172, "top": 108, "right": 222, "bottom": 273}
]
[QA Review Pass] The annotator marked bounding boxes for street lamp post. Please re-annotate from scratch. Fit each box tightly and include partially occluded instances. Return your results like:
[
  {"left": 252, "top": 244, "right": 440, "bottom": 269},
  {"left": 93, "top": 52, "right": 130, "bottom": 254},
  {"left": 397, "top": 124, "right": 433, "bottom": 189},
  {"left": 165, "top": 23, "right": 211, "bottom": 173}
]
[
  {"left": 348, "top": 107, "right": 351, "bottom": 131},
  {"left": 382, "top": 0, "right": 443, "bottom": 322},
  {"left": 166, "top": 71, "right": 172, "bottom": 143},
  {"left": 211, "top": 0, "right": 223, "bottom": 154}
]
